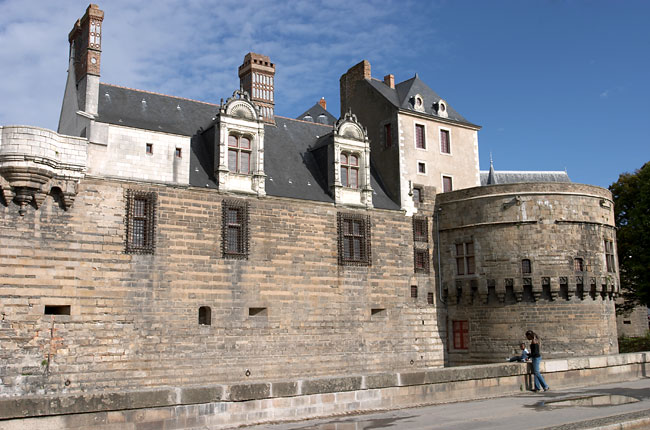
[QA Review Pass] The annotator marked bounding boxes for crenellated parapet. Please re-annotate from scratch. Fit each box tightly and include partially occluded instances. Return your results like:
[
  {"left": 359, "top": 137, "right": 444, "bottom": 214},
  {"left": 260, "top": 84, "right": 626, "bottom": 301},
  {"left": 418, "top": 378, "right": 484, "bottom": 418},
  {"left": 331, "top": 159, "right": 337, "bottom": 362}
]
[{"left": 0, "top": 126, "right": 87, "bottom": 215}]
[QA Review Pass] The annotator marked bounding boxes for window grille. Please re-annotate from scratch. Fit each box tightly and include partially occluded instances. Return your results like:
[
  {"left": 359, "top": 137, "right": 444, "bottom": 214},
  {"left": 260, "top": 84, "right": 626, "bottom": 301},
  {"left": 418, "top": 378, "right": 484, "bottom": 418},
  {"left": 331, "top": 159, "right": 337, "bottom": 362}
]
[
  {"left": 125, "top": 190, "right": 156, "bottom": 254},
  {"left": 337, "top": 213, "right": 371, "bottom": 266},
  {"left": 222, "top": 200, "right": 249, "bottom": 259}
]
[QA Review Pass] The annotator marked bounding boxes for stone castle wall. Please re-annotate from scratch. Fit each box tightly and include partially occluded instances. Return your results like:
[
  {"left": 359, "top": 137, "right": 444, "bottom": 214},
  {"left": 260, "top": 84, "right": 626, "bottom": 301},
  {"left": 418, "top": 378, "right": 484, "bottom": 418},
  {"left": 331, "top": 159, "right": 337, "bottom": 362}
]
[
  {"left": 435, "top": 182, "right": 620, "bottom": 365},
  {"left": 0, "top": 177, "right": 443, "bottom": 397}
]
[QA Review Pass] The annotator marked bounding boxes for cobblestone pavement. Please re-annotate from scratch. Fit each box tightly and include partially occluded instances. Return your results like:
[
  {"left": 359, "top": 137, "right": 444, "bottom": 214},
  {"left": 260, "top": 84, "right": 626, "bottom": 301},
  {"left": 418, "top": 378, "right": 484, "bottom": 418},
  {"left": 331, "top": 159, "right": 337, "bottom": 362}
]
[{"left": 242, "top": 378, "right": 650, "bottom": 430}]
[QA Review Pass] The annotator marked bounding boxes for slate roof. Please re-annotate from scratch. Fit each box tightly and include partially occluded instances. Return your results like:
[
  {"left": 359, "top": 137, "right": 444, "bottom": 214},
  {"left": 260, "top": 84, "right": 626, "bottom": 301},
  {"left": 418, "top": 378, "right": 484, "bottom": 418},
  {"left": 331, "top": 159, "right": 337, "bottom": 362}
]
[
  {"left": 96, "top": 83, "right": 399, "bottom": 209},
  {"left": 365, "top": 76, "right": 479, "bottom": 128},
  {"left": 296, "top": 103, "right": 337, "bottom": 126},
  {"left": 479, "top": 170, "right": 571, "bottom": 186},
  {"left": 97, "top": 83, "right": 218, "bottom": 136},
  {"left": 191, "top": 116, "right": 399, "bottom": 210}
]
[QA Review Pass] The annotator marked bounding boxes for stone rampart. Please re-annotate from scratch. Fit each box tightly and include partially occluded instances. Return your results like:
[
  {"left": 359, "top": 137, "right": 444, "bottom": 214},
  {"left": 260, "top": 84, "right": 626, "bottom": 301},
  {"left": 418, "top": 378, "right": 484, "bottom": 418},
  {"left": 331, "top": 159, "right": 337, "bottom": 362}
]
[{"left": 0, "top": 352, "right": 647, "bottom": 429}]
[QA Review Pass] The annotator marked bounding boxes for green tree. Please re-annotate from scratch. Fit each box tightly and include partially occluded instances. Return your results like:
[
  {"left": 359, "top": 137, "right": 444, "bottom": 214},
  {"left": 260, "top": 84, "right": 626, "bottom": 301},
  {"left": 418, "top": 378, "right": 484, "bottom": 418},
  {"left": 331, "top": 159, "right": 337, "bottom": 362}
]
[{"left": 610, "top": 161, "right": 650, "bottom": 312}]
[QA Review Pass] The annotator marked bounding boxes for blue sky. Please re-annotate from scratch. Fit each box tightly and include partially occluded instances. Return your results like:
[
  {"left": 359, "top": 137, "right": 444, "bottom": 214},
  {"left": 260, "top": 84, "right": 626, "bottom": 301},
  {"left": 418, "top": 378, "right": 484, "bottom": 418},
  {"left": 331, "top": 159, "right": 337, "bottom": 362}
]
[{"left": 1, "top": 0, "right": 648, "bottom": 188}]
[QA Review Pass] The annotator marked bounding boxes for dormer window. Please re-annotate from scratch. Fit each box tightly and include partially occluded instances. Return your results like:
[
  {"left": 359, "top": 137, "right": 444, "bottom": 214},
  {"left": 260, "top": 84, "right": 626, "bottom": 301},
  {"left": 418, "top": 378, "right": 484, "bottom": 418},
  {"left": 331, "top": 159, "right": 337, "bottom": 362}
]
[
  {"left": 411, "top": 94, "right": 425, "bottom": 112},
  {"left": 228, "top": 134, "right": 252, "bottom": 174},
  {"left": 341, "top": 153, "right": 359, "bottom": 188}
]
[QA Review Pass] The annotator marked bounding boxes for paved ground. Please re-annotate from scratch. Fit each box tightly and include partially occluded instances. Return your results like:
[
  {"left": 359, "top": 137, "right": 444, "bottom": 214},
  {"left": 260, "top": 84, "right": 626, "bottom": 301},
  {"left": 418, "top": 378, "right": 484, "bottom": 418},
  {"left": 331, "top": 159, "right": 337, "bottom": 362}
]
[{"left": 241, "top": 378, "right": 650, "bottom": 430}]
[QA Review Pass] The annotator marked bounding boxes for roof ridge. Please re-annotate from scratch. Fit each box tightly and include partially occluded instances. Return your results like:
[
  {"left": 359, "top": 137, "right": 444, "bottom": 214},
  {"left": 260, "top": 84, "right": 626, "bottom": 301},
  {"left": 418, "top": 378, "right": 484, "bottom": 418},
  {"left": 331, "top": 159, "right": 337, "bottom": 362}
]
[
  {"left": 480, "top": 170, "right": 569, "bottom": 174},
  {"left": 276, "top": 115, "right": 334, "bottom": 127},
  {"left": 101, "top": 83, "right": 219, "bottom": 107}
]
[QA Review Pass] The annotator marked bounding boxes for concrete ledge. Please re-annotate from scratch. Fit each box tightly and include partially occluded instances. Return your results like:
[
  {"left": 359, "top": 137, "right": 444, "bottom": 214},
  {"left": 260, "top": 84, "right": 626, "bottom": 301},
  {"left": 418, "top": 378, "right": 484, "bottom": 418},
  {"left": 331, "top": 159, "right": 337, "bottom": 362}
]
[{"left": 1, "top": 352, "right": 648, "bottom": 427}]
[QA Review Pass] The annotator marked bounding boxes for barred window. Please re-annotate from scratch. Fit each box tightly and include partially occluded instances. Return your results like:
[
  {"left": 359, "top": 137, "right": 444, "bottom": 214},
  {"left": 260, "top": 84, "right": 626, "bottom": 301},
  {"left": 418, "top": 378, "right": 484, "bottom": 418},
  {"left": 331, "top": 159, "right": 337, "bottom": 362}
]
[
  {"left": 125, "top": 190, "right": 156, "bottom": 254},
  {"left": 413, "top": 217, "right": 428, "bottom": 242},
  {"left": 456, "top": 242, "right": 475, "bottom": 275},
  {"left": 574, "top": 257, "right": 584, "bottom": 272},
  {"left": 222, "top": 200, "right": 249, "bottom": 259},
  {"left": 414, "top": 248, "right": 430, "bottom": 273},
  {"left": 337, "top": 213, "right": 371, "bottom": 266}
]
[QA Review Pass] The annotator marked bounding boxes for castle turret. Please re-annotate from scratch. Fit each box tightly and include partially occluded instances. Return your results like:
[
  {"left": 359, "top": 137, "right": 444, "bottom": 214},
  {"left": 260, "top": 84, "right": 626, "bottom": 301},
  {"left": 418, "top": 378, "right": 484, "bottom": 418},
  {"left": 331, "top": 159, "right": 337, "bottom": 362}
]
[{"left": 238, "top": 53, "right": 275, "bottom": 124}]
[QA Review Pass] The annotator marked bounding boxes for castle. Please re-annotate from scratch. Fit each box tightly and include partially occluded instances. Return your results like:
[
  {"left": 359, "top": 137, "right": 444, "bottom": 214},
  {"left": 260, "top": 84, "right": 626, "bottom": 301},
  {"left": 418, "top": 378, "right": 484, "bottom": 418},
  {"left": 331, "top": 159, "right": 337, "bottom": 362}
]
[{"left": 1, "top": 4, "right": 620, "bottom": 400}]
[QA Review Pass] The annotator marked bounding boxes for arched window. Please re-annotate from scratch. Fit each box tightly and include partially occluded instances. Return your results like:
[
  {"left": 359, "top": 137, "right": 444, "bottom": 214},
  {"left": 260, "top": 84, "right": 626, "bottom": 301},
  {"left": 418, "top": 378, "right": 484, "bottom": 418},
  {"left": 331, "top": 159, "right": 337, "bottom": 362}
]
[
  {"left": 228, "top": 135, "right": 252, "bottom": 174},
  {"left": 340, "top": 153, "right": 359, "bottom": 188}
]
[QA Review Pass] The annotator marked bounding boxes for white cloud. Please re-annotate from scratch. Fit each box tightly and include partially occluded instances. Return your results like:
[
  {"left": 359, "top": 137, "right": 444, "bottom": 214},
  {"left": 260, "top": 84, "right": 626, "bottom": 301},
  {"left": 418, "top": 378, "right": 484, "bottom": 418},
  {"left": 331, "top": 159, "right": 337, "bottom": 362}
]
[{"left": 0, "top": 0, "right": 444, "bottom": 130}]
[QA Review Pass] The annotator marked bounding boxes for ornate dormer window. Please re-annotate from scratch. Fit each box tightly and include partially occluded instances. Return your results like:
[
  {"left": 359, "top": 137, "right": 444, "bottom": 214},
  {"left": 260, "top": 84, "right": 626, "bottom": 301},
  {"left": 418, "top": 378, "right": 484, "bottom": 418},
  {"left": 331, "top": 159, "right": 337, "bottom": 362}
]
[
  {"left": 434, "top": 99, "right": 449, "bottom": 119},
  {"left": 214, "top": 90, "right": 266, "bottom": 196},
  {"left": 411, "top": 94, "right": 425, "bottom": 112},
  {"left": 332, "top": 110, "right": 373, "bottom": 208}
]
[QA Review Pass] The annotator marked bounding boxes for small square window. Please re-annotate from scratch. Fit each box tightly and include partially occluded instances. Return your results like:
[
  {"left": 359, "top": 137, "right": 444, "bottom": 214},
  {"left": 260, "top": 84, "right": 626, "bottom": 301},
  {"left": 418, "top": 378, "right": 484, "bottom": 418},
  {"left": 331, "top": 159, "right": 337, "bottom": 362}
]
[
  {"left": 175, "top": 148, "right": 182, "bottom": 158},
  {"left": 418, "top": 162, "right": 426, "bottom": 174},
  {"left": 146, "top": 143, "right": 153, "bottom": 154}
]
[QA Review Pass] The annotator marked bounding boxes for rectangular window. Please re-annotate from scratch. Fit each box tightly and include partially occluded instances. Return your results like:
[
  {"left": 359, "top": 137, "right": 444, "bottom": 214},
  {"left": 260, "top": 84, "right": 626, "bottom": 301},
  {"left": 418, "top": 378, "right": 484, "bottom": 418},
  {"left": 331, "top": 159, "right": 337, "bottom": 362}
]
[
  {"left": 338, "top": 213, "right": 371, "bottom": 266},
  {"left": 413, "top": 217, "right": 428, "bottom": 242},
  {"left": 341, "top": 153, "right": 359, "bottom": 189},
  {"left": 440, "top": 129, "right": 450, "bottom": 154},
  {"left": 414, "top": 248, "right": 430, "bottom": 273},
  {"left": 228, "top": 135, "right": 252, "bottom": 174},
  {"left": 427, "top": 292, "right": 434, "bottom": 305},
  {"left": 456, "top": 242, "right": 475, "bottom": 275},
  {"left": 574, "top": 257, "right": 584, "bottom": 272},
  {"left": 146, "top": 143, "right": 153, "bottom": 154},
  {"left": 411, "top": 285, "right": 418, "bottom": 298},
  {"left": 522, "top": 259, "right": 532, "bottom": 274},
  {"left": 412, "top": 187, "right": 423, "bottom": 204},
  {"left": 384, "top": 123, "right": 392, "bottom": 148},
  {"left": 443, "top": 175, "right": 453, "bottom": 192},
  {"left": 415, "top": 124, "right": 426, "bottom": 149},
  {"left": 222, "top": 200, "right": 249, "bottom": 259},
  {"left": 453, "top": 320, "right": 469, "bottom": 350},
  {"left": 605, "top": 240, "right": 615, "bottom": 272},
  {"left": 418, "top": 162, "right": 426, "bottom": 174},
  {"left": 175, "top": 147, "right": 182, "bottom": 158},
  {"left": 125, "top": 190, "right": 156, "bottom": 254}
]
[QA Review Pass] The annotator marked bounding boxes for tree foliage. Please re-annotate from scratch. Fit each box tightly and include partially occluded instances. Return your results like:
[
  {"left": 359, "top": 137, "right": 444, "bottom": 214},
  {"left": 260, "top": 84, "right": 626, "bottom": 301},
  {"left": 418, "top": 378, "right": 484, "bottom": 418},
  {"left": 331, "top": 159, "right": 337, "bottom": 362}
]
[{"left": 610, "top": 161, "right": 650, "bottom": 312}]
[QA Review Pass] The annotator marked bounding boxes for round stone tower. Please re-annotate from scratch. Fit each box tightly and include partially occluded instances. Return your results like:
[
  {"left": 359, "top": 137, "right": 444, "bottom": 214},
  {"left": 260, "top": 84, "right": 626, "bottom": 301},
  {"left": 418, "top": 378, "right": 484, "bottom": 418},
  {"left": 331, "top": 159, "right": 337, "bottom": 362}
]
[{"left": 434, "top": 182, "right": 619, "bottom": 366}]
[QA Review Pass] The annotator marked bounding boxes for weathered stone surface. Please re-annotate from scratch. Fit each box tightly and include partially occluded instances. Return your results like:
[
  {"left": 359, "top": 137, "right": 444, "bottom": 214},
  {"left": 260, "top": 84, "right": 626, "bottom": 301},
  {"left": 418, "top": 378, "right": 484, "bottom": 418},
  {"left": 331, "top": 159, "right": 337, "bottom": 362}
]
[
  {"left": 180, "top": 385, "right": 224, "bottom": 404},
  {"left": 228, "top": 383, "right": 271, "bottom": 401},
  {"left": 301, "top": 376, "right": 362, "bottom": 395},
  {"left": 364, "top": 373, "right": 398, "bottom": 389},
  {"left": 270, "top": 381, "right": 298, "bottom": 398}
]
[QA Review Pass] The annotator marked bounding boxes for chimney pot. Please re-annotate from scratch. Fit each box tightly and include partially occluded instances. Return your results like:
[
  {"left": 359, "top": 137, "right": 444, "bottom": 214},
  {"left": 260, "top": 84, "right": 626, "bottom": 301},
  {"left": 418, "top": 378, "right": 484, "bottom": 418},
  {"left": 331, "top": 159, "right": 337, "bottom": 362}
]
[{"left": 318, "top": 97, "right": 326, "bottom": 110}]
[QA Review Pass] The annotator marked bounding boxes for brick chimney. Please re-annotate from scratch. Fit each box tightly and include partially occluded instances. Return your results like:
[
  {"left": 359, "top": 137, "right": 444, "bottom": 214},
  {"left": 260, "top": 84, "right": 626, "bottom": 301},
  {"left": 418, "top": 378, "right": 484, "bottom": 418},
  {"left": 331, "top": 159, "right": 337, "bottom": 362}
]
[
  {"left": 383, "top": 74, "right": 395, "bottom": 89},
  {"left": 68, "top": 4, "right": 104, "bottom": 116},
  {"left": 318, "top": 97, "right": 327, "bottom": 110},
  {"left": 238, "top": 52, "right": 276, "bottom": 124},
  {"left": 339, "top": 60, "right": 371, "bottom": 116}
]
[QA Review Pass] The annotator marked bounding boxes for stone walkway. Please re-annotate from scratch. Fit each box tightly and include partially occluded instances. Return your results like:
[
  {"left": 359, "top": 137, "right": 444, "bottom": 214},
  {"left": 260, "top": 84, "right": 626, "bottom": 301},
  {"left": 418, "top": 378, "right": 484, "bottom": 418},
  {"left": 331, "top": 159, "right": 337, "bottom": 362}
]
[{"left": 242, "top": 378, "right": 650, "bottom": 430}]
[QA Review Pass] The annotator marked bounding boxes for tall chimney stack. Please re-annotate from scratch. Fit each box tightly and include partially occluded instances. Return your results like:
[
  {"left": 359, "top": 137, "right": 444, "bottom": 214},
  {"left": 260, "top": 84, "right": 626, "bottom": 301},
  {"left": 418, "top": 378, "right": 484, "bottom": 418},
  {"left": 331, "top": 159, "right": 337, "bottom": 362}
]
[
  {"left": 238, "top": 53, "right": 276, "bottom": 124},
  {"left": 68, "top": 4, "right": 104, "bottom": 115}
]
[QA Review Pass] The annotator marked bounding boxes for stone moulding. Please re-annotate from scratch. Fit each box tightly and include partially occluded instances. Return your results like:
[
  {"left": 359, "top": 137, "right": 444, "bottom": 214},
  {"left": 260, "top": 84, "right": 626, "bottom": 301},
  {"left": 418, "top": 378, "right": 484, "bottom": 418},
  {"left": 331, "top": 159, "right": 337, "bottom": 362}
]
[
  {"left": 0, "top": 352, "right": 647, "bottom": 423},
  {"left": 0, "top": 126, "right": 87, "bottom": 215}
]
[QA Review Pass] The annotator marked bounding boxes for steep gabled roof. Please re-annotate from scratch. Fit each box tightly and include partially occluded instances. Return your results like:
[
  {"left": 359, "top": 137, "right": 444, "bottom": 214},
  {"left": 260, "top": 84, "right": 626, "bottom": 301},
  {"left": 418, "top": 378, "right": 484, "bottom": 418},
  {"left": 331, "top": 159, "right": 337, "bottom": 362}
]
[
  {"left": 96, "top": 83, "right": 218, "bottom": 136},
  {"left": 366, "top": 76, "right": 478, "bottom": 127},
  {"left": 296, "top": 103, "right": 336, "bottom": 126}
]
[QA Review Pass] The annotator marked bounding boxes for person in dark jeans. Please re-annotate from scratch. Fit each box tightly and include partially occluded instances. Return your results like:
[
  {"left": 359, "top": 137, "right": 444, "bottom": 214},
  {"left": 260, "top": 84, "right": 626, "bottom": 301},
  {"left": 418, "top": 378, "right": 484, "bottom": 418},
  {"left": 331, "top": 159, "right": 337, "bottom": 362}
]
[
  {"left": 526, "top": 330, "right": 549, "bottom": 392},
  {"left": 507, "top": 342, "right": 529, "bottom": 362}
]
